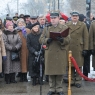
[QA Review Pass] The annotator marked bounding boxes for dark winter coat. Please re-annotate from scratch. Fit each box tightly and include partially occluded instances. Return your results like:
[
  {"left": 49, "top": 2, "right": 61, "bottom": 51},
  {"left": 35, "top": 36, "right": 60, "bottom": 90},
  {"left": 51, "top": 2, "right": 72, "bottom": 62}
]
[
  {"left": 3, "top": 30, "right": 22, "bottom": 74},
  {"left": 27, "top": 30, "right": 44, "bottom": 77}
]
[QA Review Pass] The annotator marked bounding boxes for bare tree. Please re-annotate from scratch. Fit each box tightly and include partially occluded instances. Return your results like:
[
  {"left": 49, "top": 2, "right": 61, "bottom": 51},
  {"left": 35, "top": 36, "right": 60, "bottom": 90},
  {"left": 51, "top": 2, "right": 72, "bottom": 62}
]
[{"left": 25, "top": 0, "right": 47, "bottom": 15}]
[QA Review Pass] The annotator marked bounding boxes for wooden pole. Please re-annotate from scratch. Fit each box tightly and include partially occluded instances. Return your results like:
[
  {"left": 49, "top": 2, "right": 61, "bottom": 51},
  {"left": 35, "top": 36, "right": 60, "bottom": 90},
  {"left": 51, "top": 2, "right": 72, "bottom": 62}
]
[{"left": 68, "top": 51, "right": 72, "bottom": 95}]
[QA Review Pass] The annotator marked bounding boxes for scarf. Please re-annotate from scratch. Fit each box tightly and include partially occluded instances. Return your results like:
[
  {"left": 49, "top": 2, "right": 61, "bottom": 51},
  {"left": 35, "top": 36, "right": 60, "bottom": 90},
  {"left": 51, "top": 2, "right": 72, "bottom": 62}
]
[{"left": 17, "top": 27, "right": 27, "bottom": 38}]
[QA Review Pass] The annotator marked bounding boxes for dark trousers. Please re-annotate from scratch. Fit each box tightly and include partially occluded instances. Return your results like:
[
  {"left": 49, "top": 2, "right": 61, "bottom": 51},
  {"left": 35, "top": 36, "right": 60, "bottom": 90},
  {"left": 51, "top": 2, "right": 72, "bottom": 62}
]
[
  {"left": 71, "top": 67, "right": 82, "bottom": 84},
  {"left": 83, "top": 55, "right": 90, "bottom": 77}
]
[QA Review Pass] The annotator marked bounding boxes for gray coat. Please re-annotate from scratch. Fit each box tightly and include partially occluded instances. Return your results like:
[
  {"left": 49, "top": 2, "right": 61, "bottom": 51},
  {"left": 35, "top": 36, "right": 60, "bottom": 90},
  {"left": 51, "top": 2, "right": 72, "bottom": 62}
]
[{"left": 3, "top": 30, "right": 22, "bottom": 74}]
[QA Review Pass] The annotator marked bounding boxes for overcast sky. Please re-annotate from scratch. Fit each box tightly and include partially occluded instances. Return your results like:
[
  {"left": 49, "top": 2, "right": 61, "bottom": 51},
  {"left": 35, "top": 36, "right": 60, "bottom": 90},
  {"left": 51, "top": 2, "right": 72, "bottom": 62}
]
[{"left": 0, "top": 0, "right": 27, "bottom": 18}]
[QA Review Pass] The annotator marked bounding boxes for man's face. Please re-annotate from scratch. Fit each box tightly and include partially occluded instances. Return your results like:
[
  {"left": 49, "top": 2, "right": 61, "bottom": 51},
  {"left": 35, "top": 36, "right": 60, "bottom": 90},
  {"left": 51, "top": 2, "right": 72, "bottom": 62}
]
[
  {"left": 71, "top": 15, "right": 79, "bottom": 22},
  {"left": 25, "top": 17, "right": 30, "bottom": 24},
  {"left": 30, "top": 18, "right": 38, "bottom": 24},
  {"left": 50, "top": 17, "right": 59, "bottom": 25},
  {"left": 38, "top": 17, "right": 46, "bottom": 25}
]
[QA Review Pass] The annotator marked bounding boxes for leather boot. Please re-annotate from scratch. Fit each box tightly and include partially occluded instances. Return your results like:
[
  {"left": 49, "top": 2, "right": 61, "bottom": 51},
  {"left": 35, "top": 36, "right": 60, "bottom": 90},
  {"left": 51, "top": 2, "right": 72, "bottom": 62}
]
[
  {"left": 57, "top": 92, "right": 65, "bottom": 95},
  {"left": 5, "top": 74, "right": 10, "bottom": 84},
  {"left": 16, "top": 72, "right": 21, "bottom": 77},
  {"left": 47, "top": 91, "right": 55, "bottom": 95},
  {"left": 10, "top": 73, "right": 17, "bottom": 83},
  {"left": 38, "top": 76, "right": 43, "bottom": 85},
  {"left": 23, "top": 73, "right": 28, "bottom": 82},
  {"left": 45, "top": 75, "right": 49, "bottom": 82},
  {"left": 20, "top": 73, "right": 23, "bottom": 82},
  {"left": 32, "top": 77, "right": 36, "bottom": 86}
]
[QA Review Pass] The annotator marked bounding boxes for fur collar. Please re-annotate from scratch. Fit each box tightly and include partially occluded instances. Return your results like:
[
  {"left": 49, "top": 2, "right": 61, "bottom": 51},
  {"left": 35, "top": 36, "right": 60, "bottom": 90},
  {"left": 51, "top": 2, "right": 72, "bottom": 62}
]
[{"left": 3, "top": 29, "right": 17, "bottom": 35}]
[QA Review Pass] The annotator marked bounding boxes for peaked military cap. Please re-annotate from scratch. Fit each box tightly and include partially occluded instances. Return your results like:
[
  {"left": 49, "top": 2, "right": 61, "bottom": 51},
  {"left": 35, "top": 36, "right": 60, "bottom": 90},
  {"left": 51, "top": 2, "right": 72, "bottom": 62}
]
[
  {"left": 70, "top": 11, "right": 79, "bottom": 16},
  {"left": 50, "top": 11, "right": 59, "bottom": 18},
  {"left": 13, "top": 16, "right": 19, "bottom": 21},
  {"left": 30, "top": 16, "right": 38, "bottom": 19}
]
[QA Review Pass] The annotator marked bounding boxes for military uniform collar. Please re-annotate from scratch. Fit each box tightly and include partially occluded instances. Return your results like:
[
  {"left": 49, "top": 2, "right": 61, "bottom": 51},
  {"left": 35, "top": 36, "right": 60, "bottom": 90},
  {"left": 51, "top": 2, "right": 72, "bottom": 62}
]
[{"left": 50, "top": 23, "right": 63, "bottom": 29}]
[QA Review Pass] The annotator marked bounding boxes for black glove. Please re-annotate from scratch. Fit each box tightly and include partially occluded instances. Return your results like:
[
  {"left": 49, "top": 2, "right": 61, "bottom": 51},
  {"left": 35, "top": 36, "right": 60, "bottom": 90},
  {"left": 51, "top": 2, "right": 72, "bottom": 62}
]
[
  {"left": 47, "top": 38, "right": 53, "bottom": 44},
  {"left": 91, "top": 50, "right": 95, "bottom": 55},
  {"left": 12, "top": 46, "right": 17, "bottom": 51},
  {"left": 34, "top": 51, "right": 39, "bottom": 56},
  {"left": 82, "top": 50, "right": 88, "bottom": 57},
  {"left": 56, "top": 37, "right": 64, "bottom": 43}
]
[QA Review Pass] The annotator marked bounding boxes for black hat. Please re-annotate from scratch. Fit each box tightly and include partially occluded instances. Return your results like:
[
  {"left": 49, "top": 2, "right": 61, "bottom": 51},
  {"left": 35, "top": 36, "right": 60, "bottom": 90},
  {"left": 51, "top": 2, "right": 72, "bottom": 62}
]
[
  {"left": 50, "top": 12, "right": 59, "bottom": 18},
  {"left": 31, "top": 22, "right": 39, "bottom": 29},
  {"left": 79, "top": 14, "right": 85, "bottom": 21},
  {"left": 70, "top": 11, "right": 79, "bottom": 16},
  {"left": 19, "top": 14, "right": 24, "bottom": 18},
  {"left": 60, "top": 17, "right": 64, "bottom": 20},
  {"left": 13, "top": 16, "right": 19, "bottom": 21},
  {"left": 6, "top": 16, "right": 12, "bottom": 21},
  {"left": 24, "top": 15, "right": 30, "bottom": 18},
  {"left": 30, "top": 16, "right": 38, "bottom": 19}
]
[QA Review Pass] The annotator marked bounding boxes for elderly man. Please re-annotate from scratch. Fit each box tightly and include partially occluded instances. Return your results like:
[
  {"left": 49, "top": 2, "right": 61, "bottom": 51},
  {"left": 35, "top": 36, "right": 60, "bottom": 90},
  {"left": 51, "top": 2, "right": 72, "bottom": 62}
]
[
  {"left": 66, "top": 11, "right": 89, "bottom": 88},
  {"left": 39, "top": 11, "right": 70, "bottom": 95},
  {"left": 26, "top": 16, "right": 38, "bottom": 29}
]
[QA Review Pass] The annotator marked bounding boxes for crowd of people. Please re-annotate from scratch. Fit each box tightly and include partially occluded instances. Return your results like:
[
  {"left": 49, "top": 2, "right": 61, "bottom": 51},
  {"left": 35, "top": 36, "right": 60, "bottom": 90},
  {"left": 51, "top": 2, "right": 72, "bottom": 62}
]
[{"left": 0, "top": 11, "right": 95, "bottom": 95}]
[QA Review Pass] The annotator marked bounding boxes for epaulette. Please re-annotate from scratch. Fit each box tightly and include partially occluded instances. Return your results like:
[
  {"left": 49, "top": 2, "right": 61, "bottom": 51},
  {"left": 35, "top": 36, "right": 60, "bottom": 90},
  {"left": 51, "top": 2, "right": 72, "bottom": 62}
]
[
  {"left": 66, "top": 21, "right": 72, "bottom": 25},
  {"left": 66, "top": 21, "right": 70, "bottom": 24},
  {"left": 82, "top": 22, "right": 86, "bottom": 25},
  {"left": 62, "top": 24, "right": 68, "bottom": 28}
]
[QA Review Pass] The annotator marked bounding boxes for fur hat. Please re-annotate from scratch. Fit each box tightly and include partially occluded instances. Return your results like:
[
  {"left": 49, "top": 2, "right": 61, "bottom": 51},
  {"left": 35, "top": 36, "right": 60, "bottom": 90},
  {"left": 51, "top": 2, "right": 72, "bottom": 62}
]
[{"left": 31, "top": 22, "right": 39, "bottom": 29}]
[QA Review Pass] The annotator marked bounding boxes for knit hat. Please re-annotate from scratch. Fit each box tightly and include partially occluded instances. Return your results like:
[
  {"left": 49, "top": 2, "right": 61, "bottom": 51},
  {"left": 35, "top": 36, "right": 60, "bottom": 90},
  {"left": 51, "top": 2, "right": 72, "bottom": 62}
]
[{"left": 6, "top": 21, "right": 13, "bottom": 28}]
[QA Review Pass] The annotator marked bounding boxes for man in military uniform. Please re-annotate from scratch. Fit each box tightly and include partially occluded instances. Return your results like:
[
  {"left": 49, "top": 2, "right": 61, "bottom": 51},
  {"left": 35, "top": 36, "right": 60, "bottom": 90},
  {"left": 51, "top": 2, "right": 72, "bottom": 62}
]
[
  {"left": 89, "top": 20, "right": 95, "bottom": 70},
  {"left": 39, "top": 12, "right": 70, "bottom": 95},
  {"left": 66, "top": 11, "right": 89, "bottom": 88}
]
